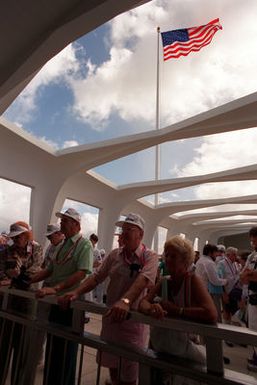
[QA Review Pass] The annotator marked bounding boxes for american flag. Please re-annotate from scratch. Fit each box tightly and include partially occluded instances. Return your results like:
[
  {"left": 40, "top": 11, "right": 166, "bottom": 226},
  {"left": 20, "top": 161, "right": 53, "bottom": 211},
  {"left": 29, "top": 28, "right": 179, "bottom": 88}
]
[{"left": 161, "top": 18, "right": 222, "bottom": 61}]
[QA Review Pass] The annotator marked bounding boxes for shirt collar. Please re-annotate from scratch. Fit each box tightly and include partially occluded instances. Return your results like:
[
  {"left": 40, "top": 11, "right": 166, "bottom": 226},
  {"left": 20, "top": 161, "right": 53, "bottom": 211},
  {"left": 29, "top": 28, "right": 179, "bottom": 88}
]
[
  {"left": 203, "top": 255, "right": 213, "bottom": 262},
  {"left": 121, "top": 243, "right": 144, "bottom": 260},
  {"left": 69, "top": 232, "right": 81, "bottom": 244}
]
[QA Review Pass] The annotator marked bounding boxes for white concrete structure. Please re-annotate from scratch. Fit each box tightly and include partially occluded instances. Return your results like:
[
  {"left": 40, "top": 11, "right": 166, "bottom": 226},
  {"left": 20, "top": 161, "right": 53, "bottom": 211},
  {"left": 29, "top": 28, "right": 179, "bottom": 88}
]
[{"left": 1, "top": 0, "right": 257, "bottom": 252}]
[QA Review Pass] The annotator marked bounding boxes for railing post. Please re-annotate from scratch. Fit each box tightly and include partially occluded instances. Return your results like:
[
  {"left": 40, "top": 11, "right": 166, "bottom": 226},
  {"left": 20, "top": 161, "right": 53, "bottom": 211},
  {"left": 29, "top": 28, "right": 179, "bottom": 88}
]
[
  {"left": 138, "top": 363, "right": 152, "bottom": 385},
  {"left": 205, "top": 336, "right": 224, "bottom": 375}
]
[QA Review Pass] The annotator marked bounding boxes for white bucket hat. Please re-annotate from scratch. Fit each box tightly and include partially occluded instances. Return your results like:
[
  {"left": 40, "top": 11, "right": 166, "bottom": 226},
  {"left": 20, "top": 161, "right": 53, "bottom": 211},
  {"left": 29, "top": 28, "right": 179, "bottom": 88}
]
[
  {"left": 56, "top": 208, "right": 81, "bottom": 223},
  {"left": 8, "top": 223, "right": 29, "bottom": 238},
  {"left": 115, "top": 213, "right": 145, "bottom": 231},
  {"left": 45, "top": 224, "right": 61, "bottom": 237}
]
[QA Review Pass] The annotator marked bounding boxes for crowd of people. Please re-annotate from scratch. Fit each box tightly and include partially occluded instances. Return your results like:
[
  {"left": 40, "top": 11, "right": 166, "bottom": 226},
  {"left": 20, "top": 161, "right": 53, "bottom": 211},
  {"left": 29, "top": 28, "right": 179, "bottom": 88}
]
[{"left": 0, "top": 209, "right": 257, "bottom": 385}]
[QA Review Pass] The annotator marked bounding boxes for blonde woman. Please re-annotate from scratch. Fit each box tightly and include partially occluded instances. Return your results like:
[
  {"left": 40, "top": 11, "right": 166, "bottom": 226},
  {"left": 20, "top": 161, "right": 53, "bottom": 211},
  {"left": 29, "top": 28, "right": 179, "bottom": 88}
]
[{"left": 139, "top": 236, "right": 217, "bottom": 371}]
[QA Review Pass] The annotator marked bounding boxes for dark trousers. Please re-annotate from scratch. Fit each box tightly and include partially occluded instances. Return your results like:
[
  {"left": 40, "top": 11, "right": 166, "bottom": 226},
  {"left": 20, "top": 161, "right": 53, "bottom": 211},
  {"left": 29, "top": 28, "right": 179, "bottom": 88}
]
[
  {"left": 0, "top": 320, "right": 25, "bottom": 385},
  {"left": 43, "top": 305, "right": 78, "bottom": 385}
]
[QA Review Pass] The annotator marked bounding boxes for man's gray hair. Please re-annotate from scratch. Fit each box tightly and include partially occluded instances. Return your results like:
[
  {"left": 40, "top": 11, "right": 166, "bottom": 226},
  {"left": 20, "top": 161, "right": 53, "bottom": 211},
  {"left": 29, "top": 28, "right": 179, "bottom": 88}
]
[{"left": 226, "top": 246, "right": 238, "bottom": 255}]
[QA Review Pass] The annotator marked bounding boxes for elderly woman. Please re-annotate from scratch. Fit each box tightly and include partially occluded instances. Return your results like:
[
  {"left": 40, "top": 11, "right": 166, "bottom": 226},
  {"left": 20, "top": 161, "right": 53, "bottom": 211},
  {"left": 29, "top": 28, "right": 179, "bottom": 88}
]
[
  {"left": 0, "top": 221, "right": 42, "bottom": 288},
  {"left": 139, "top": 236, "right": 217, "bottom": 369},
  {"left": 0, "top": 221, "right": 43, "bottom": 385}
]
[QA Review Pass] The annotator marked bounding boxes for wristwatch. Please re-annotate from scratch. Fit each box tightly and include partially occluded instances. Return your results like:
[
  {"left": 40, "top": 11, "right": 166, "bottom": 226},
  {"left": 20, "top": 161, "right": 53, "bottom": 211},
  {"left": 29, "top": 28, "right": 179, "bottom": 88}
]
[{"left": 121, "top": 298, "right": 130, "bottom": 305}]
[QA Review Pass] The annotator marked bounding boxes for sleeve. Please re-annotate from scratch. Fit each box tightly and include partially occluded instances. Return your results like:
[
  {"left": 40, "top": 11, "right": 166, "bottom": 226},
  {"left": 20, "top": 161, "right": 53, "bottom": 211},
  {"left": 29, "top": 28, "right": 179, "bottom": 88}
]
[
  {"left": 93, "top": 252, "right": 115, "bottom": 284},
  {"left": 27, "top": 242, "right": 43, "bottom": 274},
  {"left": 140, "top": 250, "right": 159, "bottom": 286},
  {"left": 205, "top": 262, "right": 227, "bottom": 286},
  {"left": 76, "top": 239, "right": 93, "bottom": 274},
  {"left": 0, "top": 249, "right": 8, "bottom": 281},
  {"left": 217, "top": 261, "right": 225, "bottom": 278}
]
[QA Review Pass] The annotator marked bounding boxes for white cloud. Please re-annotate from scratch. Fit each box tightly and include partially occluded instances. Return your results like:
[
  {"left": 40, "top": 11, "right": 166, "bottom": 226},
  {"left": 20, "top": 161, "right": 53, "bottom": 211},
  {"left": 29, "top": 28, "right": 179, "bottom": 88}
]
[
  {"left": 81, "top": 212, "right": 98, "bottom": 238},
  {"left": 7, "top": 44, "right": 81, "bottom": 125},
  {"left": 179, "top": 128, "right": 257, "bottom": 177},
  {"left": 62, "top": 140, "right": 79, "bottom": 148},
  {"left": 68, "top": 0, "right": 257, "bottom": 129},
  {"left": 0, "top": 179, "right": 31, "bottom": 232},
  {"left": 6, "top": 0, "right": 257, "bottom": 133},
  {"left": 176, "top": 128, "right": 257, "bottom": 201}
]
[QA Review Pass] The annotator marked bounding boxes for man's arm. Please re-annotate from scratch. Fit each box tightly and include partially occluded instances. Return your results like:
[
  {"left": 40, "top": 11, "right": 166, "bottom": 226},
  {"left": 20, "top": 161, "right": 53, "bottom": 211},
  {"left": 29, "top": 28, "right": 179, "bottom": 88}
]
[
  {"left": 106, "top": 274, "right": 150, "bottom": 322},
  {"left": 57, "top": 274, "right": 98, "bottom": 308},
  {"left": 241, "top": 269, "right": 257, "bottom": 284},
  {"left": 36, "top": 270, "right": 86, "bottom": 298},
  {"left": 30, "top": 269, "right": 51, "bottom": 283},
  {"left": 205, "top": 262, "right": 227, "bottom": 286}
]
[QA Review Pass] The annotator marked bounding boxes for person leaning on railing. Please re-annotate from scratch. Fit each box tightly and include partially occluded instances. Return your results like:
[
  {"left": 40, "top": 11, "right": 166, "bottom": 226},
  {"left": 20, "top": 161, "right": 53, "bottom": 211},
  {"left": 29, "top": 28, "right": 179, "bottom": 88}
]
[
  {"left": 240, "top": 226, "right": 257, "bottom": 370},
  {"left": 0, "top": 221, "right": 43, "bottom": 385},
  {"left": 30, "top": 208, "right": 93, "bottom": 385},
  {"left": 139, "top": 235, "right": 217, "bottom": 384},
  {"left": 58, "top": 213, "right": 158, "bottom": 385}
]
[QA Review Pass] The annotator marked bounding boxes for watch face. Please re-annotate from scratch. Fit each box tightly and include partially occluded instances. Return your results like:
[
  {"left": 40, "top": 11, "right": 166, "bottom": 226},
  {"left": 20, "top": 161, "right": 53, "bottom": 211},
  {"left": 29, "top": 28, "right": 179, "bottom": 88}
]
[{"left": 122, "top": 298, "right": 130, "bottom": 304}]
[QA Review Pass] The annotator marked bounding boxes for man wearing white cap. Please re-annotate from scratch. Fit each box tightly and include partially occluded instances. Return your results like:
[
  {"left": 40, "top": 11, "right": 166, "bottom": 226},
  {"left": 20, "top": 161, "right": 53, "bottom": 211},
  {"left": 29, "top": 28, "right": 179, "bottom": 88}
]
[
  {"left": 42, "top": 224, "right": 64, "bottom": 270},
  {"left": 216, "top": 244, "right": 226, "bottom": 265},
  {"left": 31, "top": 208, "right": 93, "bottom": 385},
  {"left": 59, "top": 212, "right": 158, "bottom": 385}
]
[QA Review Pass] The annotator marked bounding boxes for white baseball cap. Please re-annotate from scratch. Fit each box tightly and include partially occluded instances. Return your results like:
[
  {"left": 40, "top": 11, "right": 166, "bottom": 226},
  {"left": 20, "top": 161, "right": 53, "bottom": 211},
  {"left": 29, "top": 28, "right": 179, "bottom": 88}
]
[
  {"left": 55, "top": 208, "right": 81, "bottom": 223},
  {"left": 45, "top": 224, "right": 61, "bottom": 237},
  {"left": 217, "top": 244, "right": 226, "bottom": 252},
  {"left": 8, "top": 223, "right": 30, "bottom": 238},
  {"left": 115, "top": 213, "right": 145, "bottom": 231}
]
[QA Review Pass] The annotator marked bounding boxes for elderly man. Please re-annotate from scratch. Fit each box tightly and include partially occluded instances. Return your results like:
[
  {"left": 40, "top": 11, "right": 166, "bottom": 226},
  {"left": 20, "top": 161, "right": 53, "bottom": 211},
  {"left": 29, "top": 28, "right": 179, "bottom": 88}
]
[
  {"left": 216, "top": 244, "right": 226, "bottom": 264},
  {"left": 195, "top": 244, "right": 227, "bottom": 322},
  {"left": 42, "top": 224, "right": 64, "bottom": 270},
  {"left": 31, "top": 208, "right": 93, "bottom": 385},
  {"left": 59, "top": 212, "right": 158, "bottom": 385},
  {"left": 217, "top": 246, "right": 240, "bottom": 325},
  {"left": 240, "top": 227, "right": 257, "bottom": 370}
]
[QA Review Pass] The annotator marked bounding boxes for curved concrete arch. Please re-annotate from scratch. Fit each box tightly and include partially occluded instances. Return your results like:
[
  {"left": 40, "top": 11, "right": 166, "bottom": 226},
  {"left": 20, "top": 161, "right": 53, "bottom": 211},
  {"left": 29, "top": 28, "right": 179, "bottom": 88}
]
[
  {"left": 119, "top": 163, "right": 257, "bottom": 201},
  {"left": 57, "top": 91, "right": 257, "bottom": 174}
]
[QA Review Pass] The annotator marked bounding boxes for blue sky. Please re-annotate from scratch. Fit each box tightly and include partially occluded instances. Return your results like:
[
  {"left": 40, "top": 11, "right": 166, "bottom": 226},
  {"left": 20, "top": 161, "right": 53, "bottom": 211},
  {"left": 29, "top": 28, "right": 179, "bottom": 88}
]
[{"left": 1, "top": 0, "right": 257, "bottom": 239}]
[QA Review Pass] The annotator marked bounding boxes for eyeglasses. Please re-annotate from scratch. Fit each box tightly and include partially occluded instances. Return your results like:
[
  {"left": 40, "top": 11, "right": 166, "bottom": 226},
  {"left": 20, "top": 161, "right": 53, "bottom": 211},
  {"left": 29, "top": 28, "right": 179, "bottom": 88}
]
[{"left": 122, "top": 227, "right": 138, "bottom": 234}]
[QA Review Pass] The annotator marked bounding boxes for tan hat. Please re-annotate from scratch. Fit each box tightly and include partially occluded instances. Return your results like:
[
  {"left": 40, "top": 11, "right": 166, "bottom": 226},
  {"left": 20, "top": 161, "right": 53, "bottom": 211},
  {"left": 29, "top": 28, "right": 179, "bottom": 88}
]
[
  {"left": 56, "top": 208, "right": 81, "bottom": 223},
  {"left": 8, "top": 223, "right": 29, "bottom": 238},
  {"left": 45, "top": 224, "right": 61, "bottom": 237},
  {"left": 115, "top": 213, "right": 145, "bottom": 231}
]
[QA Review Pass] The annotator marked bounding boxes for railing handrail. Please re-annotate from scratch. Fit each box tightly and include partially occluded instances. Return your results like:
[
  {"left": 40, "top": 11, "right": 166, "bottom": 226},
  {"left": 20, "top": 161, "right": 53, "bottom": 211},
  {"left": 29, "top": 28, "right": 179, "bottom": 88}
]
[
  {"left": 0, "top": 307, "right": 256, "bottom": 385},
  {"left": 0, "top": 286, "right": 256, "bottom": 346},
  {"left": 1, "top": 287, "right": 257, "bottom": 385}
]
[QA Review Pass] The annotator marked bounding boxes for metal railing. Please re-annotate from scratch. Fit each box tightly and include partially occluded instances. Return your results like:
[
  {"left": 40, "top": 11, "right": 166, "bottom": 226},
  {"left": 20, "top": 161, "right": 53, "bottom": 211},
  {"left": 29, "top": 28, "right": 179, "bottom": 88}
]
[{"left": 0, "top": 287, "right": 257, "bottom": 385}]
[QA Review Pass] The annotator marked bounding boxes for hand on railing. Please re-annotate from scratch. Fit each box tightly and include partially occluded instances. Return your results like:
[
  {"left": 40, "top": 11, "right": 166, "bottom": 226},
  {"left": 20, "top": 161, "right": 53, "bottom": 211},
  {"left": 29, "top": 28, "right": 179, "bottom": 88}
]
[
  {"left": 148, "top": 303, "right": 167, "bottom": 319},
  {"left": 104, "top": 299, "right": 130, "bottom": 322},
  {"left": 58, "top": 291, "right": 79, "bottom": 309},
  {"left": 36, "top": 287, "right": 57, "bottom": 298},
  {"left": 0, "top": 279, "right": 11, "bottom": 286}
]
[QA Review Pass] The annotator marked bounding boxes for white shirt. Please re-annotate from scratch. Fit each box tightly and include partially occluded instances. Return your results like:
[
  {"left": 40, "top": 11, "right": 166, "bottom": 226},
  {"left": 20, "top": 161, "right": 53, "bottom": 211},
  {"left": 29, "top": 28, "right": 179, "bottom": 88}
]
[
  {"left": 195, "top": 255, "right": 227, "bottom": 289},
  {"left": 217, "top": 257, "right": 240, "bottom": 293}
]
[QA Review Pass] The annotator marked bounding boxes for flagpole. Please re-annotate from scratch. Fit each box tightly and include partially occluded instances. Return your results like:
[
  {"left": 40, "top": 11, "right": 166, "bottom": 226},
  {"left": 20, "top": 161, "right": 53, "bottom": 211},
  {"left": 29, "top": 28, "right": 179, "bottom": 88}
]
[{"left": 154, "top": 26, "right": 160, "bottom": 253}]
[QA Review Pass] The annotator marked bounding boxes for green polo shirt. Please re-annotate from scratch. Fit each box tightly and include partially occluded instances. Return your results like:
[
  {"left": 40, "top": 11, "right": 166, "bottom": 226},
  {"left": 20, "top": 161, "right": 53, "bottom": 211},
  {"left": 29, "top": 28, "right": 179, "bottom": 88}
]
[{"left": 47, "top": 233, "right": 93, "bottom": 294}]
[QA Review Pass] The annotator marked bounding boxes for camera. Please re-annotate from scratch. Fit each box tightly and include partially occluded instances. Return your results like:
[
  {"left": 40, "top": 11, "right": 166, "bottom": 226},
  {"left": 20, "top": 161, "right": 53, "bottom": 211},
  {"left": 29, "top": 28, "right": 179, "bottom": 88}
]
[
  {"left": 249, "top": 281, "right": 257, "bottom": 292},
  {"left": 11, "top": 266, "right": 31, "bottom": 290},
  {"left": 249, "top": 293, "right": 257, "bottom": 306}
]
